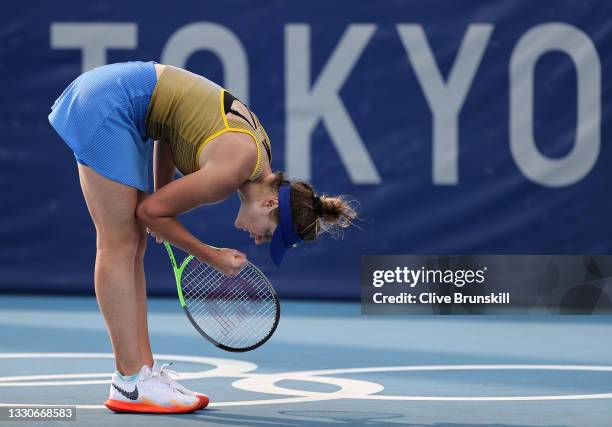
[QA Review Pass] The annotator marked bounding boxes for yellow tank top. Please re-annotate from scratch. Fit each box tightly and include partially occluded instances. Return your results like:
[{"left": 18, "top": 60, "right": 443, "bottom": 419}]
[{"left": 144, "top": 65, "right": 271, "bottom": 180}]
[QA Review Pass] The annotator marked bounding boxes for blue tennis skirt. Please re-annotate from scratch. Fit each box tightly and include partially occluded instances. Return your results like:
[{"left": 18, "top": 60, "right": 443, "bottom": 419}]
[{"left": 48, "top": 61, "right": 158, "bottom": 191}]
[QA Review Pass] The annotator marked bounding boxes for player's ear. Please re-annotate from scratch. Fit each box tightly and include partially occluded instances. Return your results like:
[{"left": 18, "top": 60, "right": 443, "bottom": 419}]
[{"left": 263, "top": 196, "right": 278, "bottom": 210}]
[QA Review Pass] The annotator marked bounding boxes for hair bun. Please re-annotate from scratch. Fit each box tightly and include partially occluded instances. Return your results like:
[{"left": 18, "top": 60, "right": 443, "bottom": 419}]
[
  {"left": 319, "top": 195, "right": 358, "bottom": 234},
  {"left": 269, "top": 171, "right": 359, "bottom": 241}
]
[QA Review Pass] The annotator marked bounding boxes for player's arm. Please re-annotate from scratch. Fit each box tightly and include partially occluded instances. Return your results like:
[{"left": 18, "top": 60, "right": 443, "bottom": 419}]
[
  {"left": 153, "top": 140, "right": 176, "bottom": 192},
  {"left": 137, "top": 134, "right": 256, "bottom": 264}
]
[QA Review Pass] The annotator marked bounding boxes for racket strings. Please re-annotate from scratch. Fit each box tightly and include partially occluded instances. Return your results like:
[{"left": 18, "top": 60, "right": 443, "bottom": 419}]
[{"left": 180, "top": 259, "right": 277, "bottom": 349}]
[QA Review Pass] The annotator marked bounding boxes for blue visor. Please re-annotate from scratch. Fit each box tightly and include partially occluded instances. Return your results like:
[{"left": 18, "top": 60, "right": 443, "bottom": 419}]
[{"left": 270, "top": 184, "right": 303, "bottom": 267}]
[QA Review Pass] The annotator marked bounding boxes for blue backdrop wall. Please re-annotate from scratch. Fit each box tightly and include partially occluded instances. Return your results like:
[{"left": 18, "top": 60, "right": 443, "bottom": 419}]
[{"left": 1, "top": 0, "right": 611, "bottom": 299}]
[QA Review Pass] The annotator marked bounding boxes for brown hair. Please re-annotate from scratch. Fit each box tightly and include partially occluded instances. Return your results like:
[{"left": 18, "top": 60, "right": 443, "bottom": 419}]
[{"left": 268, "top": 171, "right": 358, "bottom": 241}]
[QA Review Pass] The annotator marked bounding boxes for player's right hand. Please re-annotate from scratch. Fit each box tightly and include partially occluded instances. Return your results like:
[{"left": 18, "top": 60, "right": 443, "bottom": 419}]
[{"left": 208, "top": 248, "right": 247, "bottom": 276}]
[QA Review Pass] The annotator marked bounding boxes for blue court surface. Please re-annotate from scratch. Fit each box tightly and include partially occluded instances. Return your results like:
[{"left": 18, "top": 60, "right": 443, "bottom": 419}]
[{"left": 0, "top": 295, "right": 610, "bottom": 426}]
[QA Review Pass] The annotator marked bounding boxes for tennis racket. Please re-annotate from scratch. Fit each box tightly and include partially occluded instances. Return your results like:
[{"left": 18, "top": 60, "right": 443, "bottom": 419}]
[{"left": 163, "top": 241, "right": 280, "bottom": 352}]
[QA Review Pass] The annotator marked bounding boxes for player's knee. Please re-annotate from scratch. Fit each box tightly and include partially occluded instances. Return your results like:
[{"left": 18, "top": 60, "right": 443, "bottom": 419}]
[{"left": 96, "top": 227, "right": 140, "bottom": 258}]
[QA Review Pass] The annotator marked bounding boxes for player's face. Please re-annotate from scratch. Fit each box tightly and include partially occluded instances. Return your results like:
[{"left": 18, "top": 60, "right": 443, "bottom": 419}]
[{"left": 235, "top": 192, "right": 278, "bottom": 245}]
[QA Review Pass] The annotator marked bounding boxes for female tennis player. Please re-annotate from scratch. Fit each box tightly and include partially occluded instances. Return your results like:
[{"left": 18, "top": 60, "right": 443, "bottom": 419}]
[{"left": 48, "top": 61, "right": 356, "bottom": 414}]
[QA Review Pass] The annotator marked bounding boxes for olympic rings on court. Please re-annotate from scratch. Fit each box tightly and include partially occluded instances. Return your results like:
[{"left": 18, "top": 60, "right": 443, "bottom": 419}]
[{"left": 0, "top": 353, "right": 611, "bottom": 408}]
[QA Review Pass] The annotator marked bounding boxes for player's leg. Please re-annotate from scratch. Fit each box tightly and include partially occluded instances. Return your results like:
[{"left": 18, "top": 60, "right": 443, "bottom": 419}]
[
  {"left": 134, "top": 190, "right": 154, "bottom": 368},
  {"left": 77, "top": 162, "right": 145, "bottom": 376},
  {"left": 133, "top": 191, "right": 210, "bottom": 409},
  {"left": 78, "top": 164, "right": 199, "bottom": 414}
]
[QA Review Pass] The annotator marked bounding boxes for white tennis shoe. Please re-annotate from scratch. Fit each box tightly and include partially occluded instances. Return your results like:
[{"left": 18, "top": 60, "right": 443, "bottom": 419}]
[
  {"left": 152, "top": 361, "right": 210, "bottom": 409},
  {"left": 104, "top": 364, "right": 201, "bottom": 414}
]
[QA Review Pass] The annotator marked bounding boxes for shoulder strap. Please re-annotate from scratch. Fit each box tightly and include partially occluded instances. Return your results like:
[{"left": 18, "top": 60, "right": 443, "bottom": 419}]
[
  {"left": 223, "top": 90, "right": 271, "bottom": 162},
  {"left": 223, "top": 91, "right": 256, "bottom": 129}
]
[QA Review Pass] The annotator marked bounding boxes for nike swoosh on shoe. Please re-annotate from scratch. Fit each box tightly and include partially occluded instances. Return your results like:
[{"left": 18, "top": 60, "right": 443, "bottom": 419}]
[{"left": 112, "top": 383, "right": 139, "bottom": 400}]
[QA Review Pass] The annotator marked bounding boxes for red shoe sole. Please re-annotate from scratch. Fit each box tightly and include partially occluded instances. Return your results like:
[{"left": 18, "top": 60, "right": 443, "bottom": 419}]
[
  {"left": 196, "top": 394, "right": 209, "bottom": 410},
  {"left": 104, "top": 399, "right": 200, "bottom": 414}
]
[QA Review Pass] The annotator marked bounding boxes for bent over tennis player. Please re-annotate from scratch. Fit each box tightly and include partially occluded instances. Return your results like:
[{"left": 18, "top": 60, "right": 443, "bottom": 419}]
[{"left": 48, "top": 61, "right": 356, "bottom": 414}]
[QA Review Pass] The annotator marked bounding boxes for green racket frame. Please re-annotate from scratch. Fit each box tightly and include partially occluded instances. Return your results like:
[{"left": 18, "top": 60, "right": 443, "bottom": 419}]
[
  {"left": 163, "top": 241, "right": 190, "bottom": 307},
  {"left": 163, "top": 241, "right": 280, "bottom": 352},
  {"left": 164, "top": 241, "right": 226, "bottom": 306}
]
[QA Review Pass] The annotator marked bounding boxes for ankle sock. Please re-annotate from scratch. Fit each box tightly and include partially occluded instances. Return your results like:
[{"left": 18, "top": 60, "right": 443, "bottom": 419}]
[{"left": 116, "top": 371, "right": 139, "bottom": 382}]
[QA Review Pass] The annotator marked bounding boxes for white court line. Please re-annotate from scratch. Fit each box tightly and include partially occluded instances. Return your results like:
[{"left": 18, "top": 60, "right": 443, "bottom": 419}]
[
  {"left": 0, "top": 352, "right": 256, "bottom": 386},
  {"left": 231, "top": 364, "right": 612, "bottom": 402},
  {"left": 1, "top": 353, "right": 611, "bottom": 407}
]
